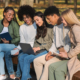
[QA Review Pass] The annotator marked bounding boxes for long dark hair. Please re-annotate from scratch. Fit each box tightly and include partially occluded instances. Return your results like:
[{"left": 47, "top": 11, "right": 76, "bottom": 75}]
[
  {"left": 34, "top": 12, "right": 48, "bottom": 39},
  {"left": 3, "top": 7, "right": 19, "bottom": 25}
]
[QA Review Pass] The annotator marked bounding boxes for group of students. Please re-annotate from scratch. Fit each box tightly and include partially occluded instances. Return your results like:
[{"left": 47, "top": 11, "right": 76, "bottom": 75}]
[{"left": 0, "top": 4, "right": 80, "bottom": 80}]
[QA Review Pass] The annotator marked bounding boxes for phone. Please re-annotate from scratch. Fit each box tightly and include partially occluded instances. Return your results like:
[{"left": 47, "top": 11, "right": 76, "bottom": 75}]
[
  {"left": 51, "top": 52, "right": 59, "bottom": 56},
  {"left": 11, "top": 49, "right": 19, "bottom": 55}
]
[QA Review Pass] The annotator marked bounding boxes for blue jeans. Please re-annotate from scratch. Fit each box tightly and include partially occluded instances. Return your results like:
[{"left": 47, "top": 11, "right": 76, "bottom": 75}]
[
  {"left": 0, "top": 44, "right": 21, "bottom": 77},
  {"left": 18, "top": 50, "right": 48, "bottom": 80},
  {"left": 0, "top": 52, "right": 5, "bottom": 75}
]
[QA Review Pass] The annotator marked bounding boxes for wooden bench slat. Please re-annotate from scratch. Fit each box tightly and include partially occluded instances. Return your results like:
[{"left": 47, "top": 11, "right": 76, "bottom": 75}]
[{"left": 72, "top": 71, "right": 80, "bottom": 80}]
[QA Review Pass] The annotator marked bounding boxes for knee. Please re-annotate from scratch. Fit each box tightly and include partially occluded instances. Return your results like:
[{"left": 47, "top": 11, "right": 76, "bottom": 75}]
[
  {"left": 49, "top": 64, "right": 53, "bottom": 70},
  {"left": 24, "top": 57, "right": 28, "bottom": 61},
  {"left": 18, "top": 53, "right": 24, "bottom": 61},
  {"left": 0, "top": 46, "right": 1, "bottom": 52},
  {"left": 11, "top": 44, "right": 16, "bottom": 49},
  {"left": 33, "top": 58, "right": 39, "bottom": 65},
  {"left": 5, "top": 51, "right": 11, "bottom": 57},
  {"left": 0, "top": 52, "right": 4, "bottom": 59},
  {"left": 54, "top": 69, "right": 62, "bottom": 77},
  {"left": 45, "top": 61, "right": 50, "bottom": 68},
  {"left": 49, "top": 64, "right": 55, "bottom": 72},
  {"left": 24, "top": 56, "right": 30, "bottom": 63},
  {"left": 18, "top": 55, "right": 24, "bottom": 62},
  {"left": 0, "top": 56, "right": 4, "bottom": 60},
  {"left": 55, "top": 67, "right": 62, "bottom": 73}
]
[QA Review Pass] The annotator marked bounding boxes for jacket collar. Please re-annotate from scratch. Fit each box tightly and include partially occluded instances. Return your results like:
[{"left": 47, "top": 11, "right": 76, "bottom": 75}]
[{"left": 1, "top": 19, "right": 12, "bottom": 26}]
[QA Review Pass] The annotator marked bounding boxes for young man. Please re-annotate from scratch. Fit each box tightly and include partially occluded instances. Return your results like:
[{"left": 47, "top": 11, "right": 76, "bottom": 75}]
[
  {"left": 5, "top": 5, "right": 37, "bottom": 80},
  {"left": 33, "top": 6, "right": 71, "bottom": 80}
]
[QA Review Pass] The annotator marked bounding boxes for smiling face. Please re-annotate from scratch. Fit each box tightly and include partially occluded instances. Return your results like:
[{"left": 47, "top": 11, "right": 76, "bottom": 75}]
[
  {"left": 61, "top": 17, "right": 68, "bottom": 26},
  {"left": 34, "top": 16, "right": 44, "bottom": 27},
  {"left": 4, "top": 10, "right": 14, "bottom": 22},
  {"left": 23, "top": 15, "right": 33, "bottom": 25},
  {"left": 46, "top": 14, "right": 58, "bottom": 25}
]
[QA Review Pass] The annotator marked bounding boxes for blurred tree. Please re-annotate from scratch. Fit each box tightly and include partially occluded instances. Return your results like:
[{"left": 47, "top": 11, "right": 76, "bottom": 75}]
[
  {"left": 3, "top": 0, "right": 5, "bottom": 3},
  {"left": 48, "top": 0, "right": 54, "bottom": 6},
  {"left": 20, "top": 0, "right": 27, "bottom": 5},
  {"left": 70, "top": 0, "right": 72, "bottom": 3},
  {"left": 74, "top": 0, "right": 77, "bottom": 14},
  {"left": 20, "top": 0, "right": 34, "bottom": 7},
  {"left": 43, "top": 0, "right": 46, "bottom": 4},
  {"left": 28, "top": 0, "right": 34, "bottom": 7},
  {"left": 34, "top": 0, "right": 36, "bottom": 3},
  {"left": 65, "top": 0, "right": 68, "bottom": 4},
  {"left": 0, "top": 0, "right": 1, "bottom": 1},
  {"left": 10, "top": 0, "right": 18, "bottom": 4},
  {"left": 5, "top": 0, "right": 9, "bottom": 7},
  {"left": 35, "top": 0, "right": 39, "bottom": 4},
  {"left": 34, "top": 0, "right": 46, "bottom": 4}
]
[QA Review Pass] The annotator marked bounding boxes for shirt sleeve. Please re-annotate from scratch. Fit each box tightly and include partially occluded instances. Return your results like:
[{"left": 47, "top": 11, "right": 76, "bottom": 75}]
[
  {"left": 11, "top": 21, "right": 20, "bottom": 45},
  {"left": 49, "top": 27, "right": 57, "bottom": 53}
]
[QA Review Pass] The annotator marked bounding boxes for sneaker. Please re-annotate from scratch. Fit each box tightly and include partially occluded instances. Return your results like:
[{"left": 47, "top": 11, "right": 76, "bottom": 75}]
[
  {"left": 15, "top": 78, "right": 19, "bottom": 80},
  {"left": 0, "top": 75, "right": 7, "bottom": 80},
  {"left": 5, "top": 77, "right": 19, "bottom": 80},
  {"left": 27, "top": 78, "right": 33, "bottom": 80}
]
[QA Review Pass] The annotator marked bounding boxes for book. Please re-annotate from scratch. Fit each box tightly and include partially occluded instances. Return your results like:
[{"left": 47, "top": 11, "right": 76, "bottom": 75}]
[{"left": 0, "top": 32, "right": 12, "bottom": 40}]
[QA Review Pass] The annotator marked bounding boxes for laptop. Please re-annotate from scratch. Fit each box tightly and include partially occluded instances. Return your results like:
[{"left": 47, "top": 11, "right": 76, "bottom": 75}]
[{"left": 20, "top": 43, "right": 35, "bottom": 55}]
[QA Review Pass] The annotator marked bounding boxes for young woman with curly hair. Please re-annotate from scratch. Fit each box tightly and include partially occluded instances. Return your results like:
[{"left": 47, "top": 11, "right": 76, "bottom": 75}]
[
  {"left": 5, "top": 5, "right": 36, "bottom": 80},
  {"left": 18, "top": 11, "right": 53, "bottom": 80},
  {"left": 10, "top": 5, "right": 37, "bottom": 80}
]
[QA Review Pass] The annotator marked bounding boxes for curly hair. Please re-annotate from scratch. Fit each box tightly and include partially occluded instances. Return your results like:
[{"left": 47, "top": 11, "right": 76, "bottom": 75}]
[
  {"left": 34, "top": 12, "right": 48, "bottom": 39},
  {"left": 44, "top": 6, "right": 60, "bottom": 16},
  {"left": 18, "top": 5, "right": 35, "bottom": 21}
]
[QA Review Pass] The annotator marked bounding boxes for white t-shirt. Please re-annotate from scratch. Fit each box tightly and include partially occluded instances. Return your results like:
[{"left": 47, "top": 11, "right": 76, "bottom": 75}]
[
  {"left": 0, "top": 27, "right": 8, "bottom": 34},
  {"left": 17, "top": 22, "right": 37, "bottom": 50}
]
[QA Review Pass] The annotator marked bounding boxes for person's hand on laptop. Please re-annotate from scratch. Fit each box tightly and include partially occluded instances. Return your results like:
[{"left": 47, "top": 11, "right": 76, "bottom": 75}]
[
  {"left": 13, "top": 48, "right": 19, "bottom": 55},
  {"left": 1, "top": 38, "right": 9, "bottom": 43},
  {"left": 46, "top": 52, "right": 54, "bottom": 61},
  {"left": 33, "top": 47, "right": 40, "bottom": 53}
]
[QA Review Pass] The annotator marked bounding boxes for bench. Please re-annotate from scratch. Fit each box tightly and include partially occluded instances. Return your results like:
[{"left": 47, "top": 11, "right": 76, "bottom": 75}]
[
  {"left": 12, "top": 56, "right": 33, "bottom": 68},
  {"left": 72, "top": 71, "right": 80, "bottom": 80}
]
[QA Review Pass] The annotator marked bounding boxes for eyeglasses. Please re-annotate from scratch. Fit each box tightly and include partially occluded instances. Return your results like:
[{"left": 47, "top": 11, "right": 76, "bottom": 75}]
[{"left": 23, "top": 16, "right": 30, "bottom": 20}]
